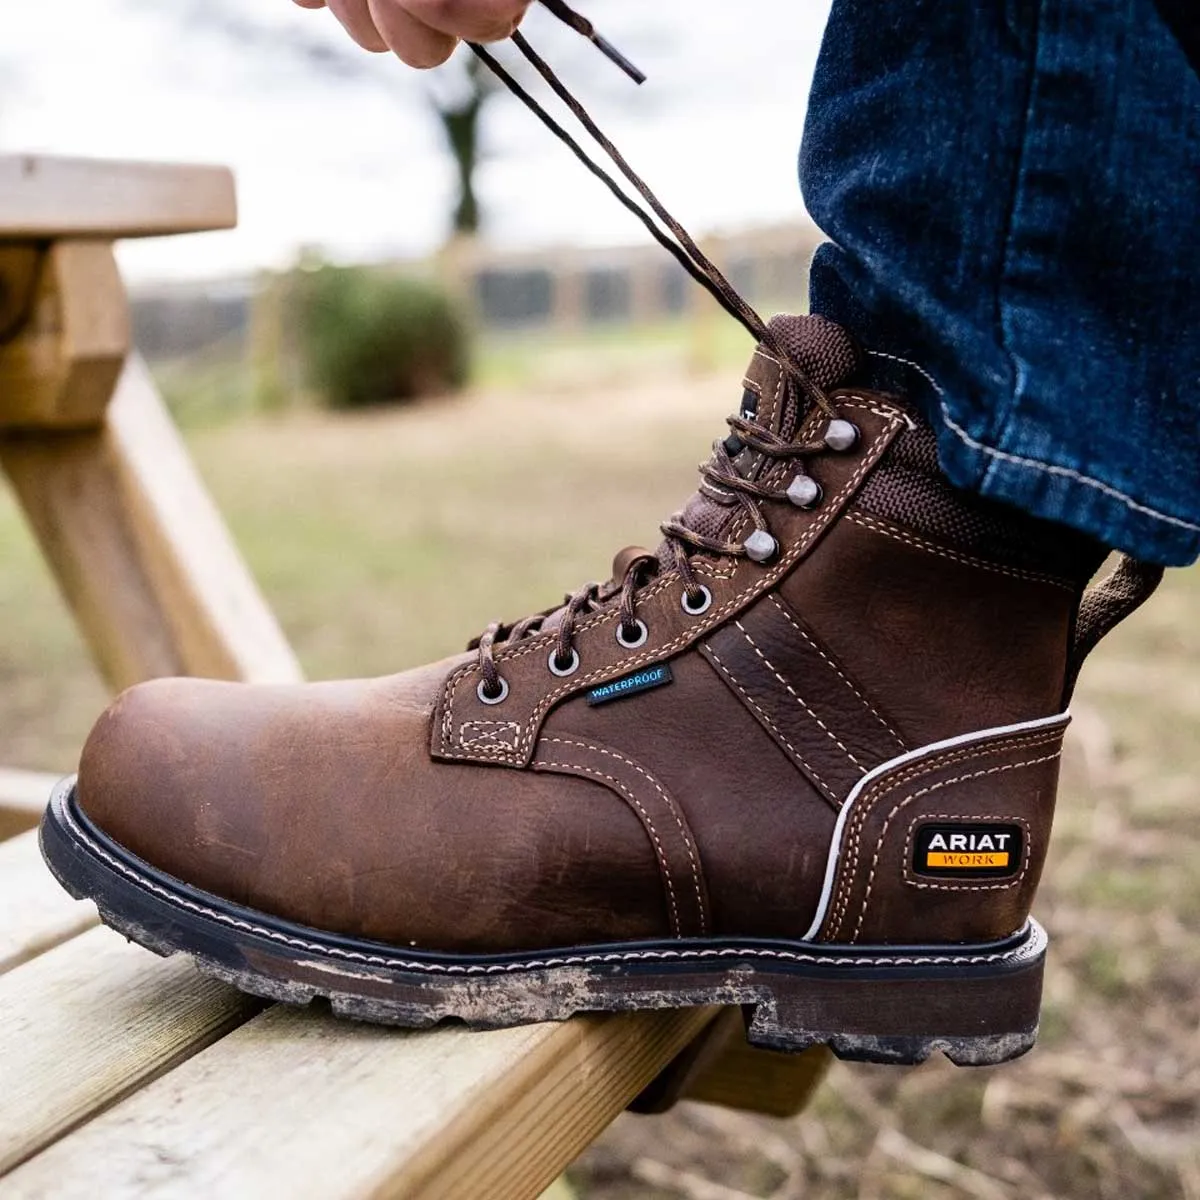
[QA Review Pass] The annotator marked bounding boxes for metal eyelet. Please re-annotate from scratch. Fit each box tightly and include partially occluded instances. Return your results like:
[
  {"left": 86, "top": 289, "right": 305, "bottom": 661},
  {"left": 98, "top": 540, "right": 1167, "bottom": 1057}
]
[
  {"left": 547, "top": 647, "right": 581, "bottom": 677},
  {"left": 681, "top": 585, "right": 713, "bottom": 616},
  {"left": 477, "top": 676, "right": 509, "bottom": 705},
  {"left": 616, "top": 619, "right": 649, "bottom": 649}
]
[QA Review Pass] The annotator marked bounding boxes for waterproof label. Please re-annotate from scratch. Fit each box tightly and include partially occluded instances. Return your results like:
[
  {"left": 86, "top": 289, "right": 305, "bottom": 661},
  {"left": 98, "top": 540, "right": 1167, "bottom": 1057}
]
[{"left": 587, "top": 663, "right": 673, "bottom": 706}]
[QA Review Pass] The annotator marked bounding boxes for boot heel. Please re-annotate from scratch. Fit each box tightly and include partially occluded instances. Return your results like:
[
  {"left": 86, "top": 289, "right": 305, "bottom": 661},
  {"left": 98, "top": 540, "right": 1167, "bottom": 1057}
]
[{"left": 745, "top": 921, "right": 1047, "bottom": 1066}]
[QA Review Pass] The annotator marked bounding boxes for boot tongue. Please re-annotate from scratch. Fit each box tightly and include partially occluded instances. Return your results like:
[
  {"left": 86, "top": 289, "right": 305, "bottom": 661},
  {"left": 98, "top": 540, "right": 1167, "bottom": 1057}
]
[
  {"left": 502, "top": 316, "right": 859, "bottom": 641},
  {"left": 731, "top": 313, "right": 860, "bottom": 461},
  {"left": 663, "top": 314, "right": 859, "bottom": 561}
]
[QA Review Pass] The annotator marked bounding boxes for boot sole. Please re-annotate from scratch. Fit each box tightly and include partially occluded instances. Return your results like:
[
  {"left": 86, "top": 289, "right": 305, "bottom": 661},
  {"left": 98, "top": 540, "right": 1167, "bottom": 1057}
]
[{"left": 41, "top": 778, "right": 1045, "bottom": 1067}]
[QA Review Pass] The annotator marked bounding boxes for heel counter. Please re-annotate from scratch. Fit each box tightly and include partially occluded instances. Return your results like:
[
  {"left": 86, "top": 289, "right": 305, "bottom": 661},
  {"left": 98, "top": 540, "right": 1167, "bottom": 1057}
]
[{"left": 810, "top": 713, "right": 1068, "bottom": 945}]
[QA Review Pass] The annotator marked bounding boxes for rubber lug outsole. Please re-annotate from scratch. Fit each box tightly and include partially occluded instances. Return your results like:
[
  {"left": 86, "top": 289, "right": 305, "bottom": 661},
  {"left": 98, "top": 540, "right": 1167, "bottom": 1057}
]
[{"left": 40, "top": 778, "right": 1045, "bottom": 1068}]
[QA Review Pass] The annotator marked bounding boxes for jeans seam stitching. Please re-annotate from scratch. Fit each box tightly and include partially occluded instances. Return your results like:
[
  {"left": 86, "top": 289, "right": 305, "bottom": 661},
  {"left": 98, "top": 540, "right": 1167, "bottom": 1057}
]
[
  {"left": 991, "top": 0, "right": 1047, "bottom": 462},
  {"left": 865, "top": 349, "right": 1200, "bottom": 535}
]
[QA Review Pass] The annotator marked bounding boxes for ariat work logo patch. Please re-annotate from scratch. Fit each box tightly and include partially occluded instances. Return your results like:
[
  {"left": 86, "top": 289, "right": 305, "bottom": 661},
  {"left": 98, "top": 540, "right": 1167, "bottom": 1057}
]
[
  {"left": 586, "top": 663, "right": 673, "bottom": 706},
  {"left": 912, "top": 823, "right": 1024, "bottom": 878}
]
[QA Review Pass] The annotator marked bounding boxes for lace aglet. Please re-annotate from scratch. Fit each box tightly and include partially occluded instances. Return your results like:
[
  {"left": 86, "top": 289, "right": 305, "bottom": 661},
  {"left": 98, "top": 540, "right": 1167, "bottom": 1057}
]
[
  {"left": 591, "top": 33, "right": 646, "bottom": 85},
  {"left": 537, "top": 0, "right": 646, "bottom": 85}
]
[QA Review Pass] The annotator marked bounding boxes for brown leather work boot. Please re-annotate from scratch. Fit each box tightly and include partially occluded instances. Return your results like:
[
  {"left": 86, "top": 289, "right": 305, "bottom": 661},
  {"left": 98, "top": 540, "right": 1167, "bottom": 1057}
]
[{"left": 41, "top": 314, "right": 1160, "bottom": 1065}]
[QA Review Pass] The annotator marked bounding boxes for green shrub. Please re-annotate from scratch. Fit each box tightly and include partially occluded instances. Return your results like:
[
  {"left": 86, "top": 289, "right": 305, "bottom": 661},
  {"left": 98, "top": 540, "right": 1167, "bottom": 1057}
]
[{"left": 296, "top": 265, "right": 470, "bottom": 409}]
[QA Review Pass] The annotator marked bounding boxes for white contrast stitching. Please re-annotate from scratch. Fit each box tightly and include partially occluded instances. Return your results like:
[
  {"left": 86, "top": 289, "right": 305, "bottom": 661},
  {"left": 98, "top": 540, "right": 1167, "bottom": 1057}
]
[
  {"left": 460, "top": 721, "right": 520, "bottom": 750},
  {"left": 867, "top": 348, "right": 1200, "bottom": 535},
  {"left": 849, "top": 752, "right": 1060, "bottom": 942},
  {"left": 438, "top": 399, "right": 906, "bottom": 763},
  {"left": 846, "top": 512, "right": 1076, "bottom": 592},
  {"left": 824, "top": 730, "right": 1064, "bottom": 940},
  {"left": 734, "top": 619, "right": 868, "bottom": 770},
  {"left": 533, "top": 755, "right": 682, "bottom": 937},
  {"left": 62, "top": 787, "right": 1029, "bottom": 975},
  {"left": 540, "top": 737, "right": 708, "bottom": 936},
  {"left": 705, "top": 642, "right": 838, "bottom": 805},
  {"left": 766, "top": 596, "right": 907, "bottom": 749}
]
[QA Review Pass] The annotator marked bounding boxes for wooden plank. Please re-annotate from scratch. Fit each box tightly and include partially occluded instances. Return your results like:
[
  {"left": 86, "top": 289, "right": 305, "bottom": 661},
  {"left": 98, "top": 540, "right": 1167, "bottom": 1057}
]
[
  {"left": 0, "top": 769, "right": 58, "bottom": 839},
  {"left": 675, "top": 1010, "right": 832, "bottom": 1117},
  {"left": 0, "top": 830, "right": 95, "bottom": 974},
  {"left": 0, "top": 239, "right": 128, "bottom": 429},
  {"left": 0, "top": 927, "right": 260, "bottom": 1176},
  {"left": 0, "top": 157, "right": 236, "bottom": 240},
  {"left": 1, "top": 1001, "right": 717, "bottom": 1198},
  {"left": 0, "top": 355, "right": 302, "bottom": 689}
]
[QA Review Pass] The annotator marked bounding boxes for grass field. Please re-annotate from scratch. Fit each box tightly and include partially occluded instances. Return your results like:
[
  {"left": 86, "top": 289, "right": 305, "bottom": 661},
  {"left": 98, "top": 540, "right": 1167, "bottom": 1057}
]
[{"left": 1, "top": 353, "right": 1197, "bottom": 1198}]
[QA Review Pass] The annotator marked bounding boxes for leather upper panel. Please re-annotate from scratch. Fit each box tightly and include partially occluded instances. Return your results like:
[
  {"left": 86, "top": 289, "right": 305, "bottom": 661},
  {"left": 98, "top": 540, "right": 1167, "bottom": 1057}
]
[{"left": 432, "top": 391, "right": 907, "bottom": 767}]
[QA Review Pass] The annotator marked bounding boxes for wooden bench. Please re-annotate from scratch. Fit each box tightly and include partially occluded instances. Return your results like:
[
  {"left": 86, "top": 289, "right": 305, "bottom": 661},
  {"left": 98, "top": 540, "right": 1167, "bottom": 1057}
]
[{"left": 0, "top": 155, "right": 829, "bottom": 1197}]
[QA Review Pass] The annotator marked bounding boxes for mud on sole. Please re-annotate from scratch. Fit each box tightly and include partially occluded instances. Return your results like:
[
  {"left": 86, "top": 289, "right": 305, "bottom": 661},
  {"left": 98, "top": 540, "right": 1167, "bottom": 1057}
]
[{"left": 40, "top": 778, "right": 1045, "bottom": 1067}]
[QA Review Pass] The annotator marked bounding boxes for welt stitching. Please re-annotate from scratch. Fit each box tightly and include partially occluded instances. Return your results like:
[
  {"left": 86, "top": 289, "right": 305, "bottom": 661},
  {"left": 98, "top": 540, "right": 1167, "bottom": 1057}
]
[
  {"left": 534, "top": 754, "right": 683, "bottom": 937},
  {"left": 61, "top": 782, "right": 1028, "bottom": 975},
  {"left": 735, "top": 619, "right": 869, "bottom": 770},
  {"left": 824, "top": 729, "right": 1065, "bottom": 939},
  {"left": 848, "top": 755, "right": 1059, "bottom": 942},
  {"left": 439, "top": 401, "right": 906, "bottom": 761},
  {"left": 705, "top": 643, "right": 838, "bottom": 806},
  {"left": 766, "top": 596, "right": 907, "bottom": 748},
  {"left": 901, "top": 813, "right": 1032, "bottom": 893},
  {"left": 846, "top": 512, "right": 1075, "bottom": 592},
  {"left": 541, "top": 736, "right": 708, "bottom": 935}
]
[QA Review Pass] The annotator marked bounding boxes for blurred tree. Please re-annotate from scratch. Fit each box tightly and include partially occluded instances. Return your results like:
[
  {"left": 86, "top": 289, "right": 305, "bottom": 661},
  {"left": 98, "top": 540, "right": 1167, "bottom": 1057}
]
[
  {"left": 129, "top": 0, "right": 661, "bottom": 244},
  {"left": 433, "top": 55, "right": 496, "bottom": 237},
  {"left": 141, "top": 0, "right": 500, "bottom": 241}
]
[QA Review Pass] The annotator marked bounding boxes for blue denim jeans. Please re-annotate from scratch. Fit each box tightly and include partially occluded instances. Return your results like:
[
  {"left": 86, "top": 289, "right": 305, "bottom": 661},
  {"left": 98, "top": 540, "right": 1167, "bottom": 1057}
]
[{"left": 800, "top": 0, "right": 1200, "bottom": 566}]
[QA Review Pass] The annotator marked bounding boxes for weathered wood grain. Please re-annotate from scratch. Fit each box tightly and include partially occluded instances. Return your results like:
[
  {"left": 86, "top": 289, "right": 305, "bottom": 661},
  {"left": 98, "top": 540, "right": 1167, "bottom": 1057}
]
[
  {"left": 0, "top": 240, "right": 128, "bottom": 429},
  {"left": 0, "top": 246, "right": 42, "bottom": 344},
  {"left": 0, "top": 830, "right": 95, "bottom": 975},
  {"left": 676, "top": 1009, "right": 833, "bottom": 1117},
  {"left": 0, "top": 355, "right": 302, "bottom": 690},
  {"left": 0, "top": 157, "right": 236, "bottom": 240},
  {"left": 2, "top": 1002, "right": 718, "bottom": 1199},
  {"left": 0, "top": 927, "right": 261, "bottom": 1176}
]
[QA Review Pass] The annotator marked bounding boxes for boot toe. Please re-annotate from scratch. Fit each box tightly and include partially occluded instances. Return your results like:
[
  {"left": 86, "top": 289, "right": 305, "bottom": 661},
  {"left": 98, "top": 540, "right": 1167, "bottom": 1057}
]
[{"left": 77, "top": 676, "right": 271, "bottom": 910}]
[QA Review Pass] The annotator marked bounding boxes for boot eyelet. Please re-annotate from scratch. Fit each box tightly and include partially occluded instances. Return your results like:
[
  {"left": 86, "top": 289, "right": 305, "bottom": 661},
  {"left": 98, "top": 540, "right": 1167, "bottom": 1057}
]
[
  {"left": 547, "top": 648, "right": 581, "bottom": 677},
  {"left": 681, "top": 585, "right": 713, "bottom": 616},
  {"left": 477, "top": 676, "right": 509, "bottom": 705},
  {"left": 616, "top": 619, "right": 649, "bottom": 649}
]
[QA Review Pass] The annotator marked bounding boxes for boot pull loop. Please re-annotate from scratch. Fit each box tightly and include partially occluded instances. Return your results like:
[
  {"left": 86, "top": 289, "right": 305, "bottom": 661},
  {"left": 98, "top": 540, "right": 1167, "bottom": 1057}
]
[{"left": 1063, "top": 554, "right": 1164, "bottom": 702}]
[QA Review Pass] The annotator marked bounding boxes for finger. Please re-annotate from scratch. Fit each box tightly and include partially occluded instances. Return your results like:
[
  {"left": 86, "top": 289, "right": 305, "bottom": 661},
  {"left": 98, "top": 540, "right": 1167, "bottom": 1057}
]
[
  {"left": 401, "top": 0, "right": 531, "bottom": 42},
  {"left": 367, "top": 0, "right": 458, "bottom": 67},
  {"left": 327, "top": 0, "right": 390, "bottom": 51},
  {"left": 292, "top": 0, "right": 327, "bottom": 9}
]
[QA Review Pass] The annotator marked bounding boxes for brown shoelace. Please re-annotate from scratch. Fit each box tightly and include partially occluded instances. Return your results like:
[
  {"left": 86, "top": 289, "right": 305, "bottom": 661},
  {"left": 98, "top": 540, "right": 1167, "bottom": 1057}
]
[{"left": 468, "top": 10, "right": 845, "bottom": 702}]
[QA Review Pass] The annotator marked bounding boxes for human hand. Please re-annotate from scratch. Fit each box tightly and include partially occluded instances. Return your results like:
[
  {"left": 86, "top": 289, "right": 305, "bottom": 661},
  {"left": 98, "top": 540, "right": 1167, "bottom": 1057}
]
[{"left": 292, "top": 0, "right": 532, "bottom": 67}]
